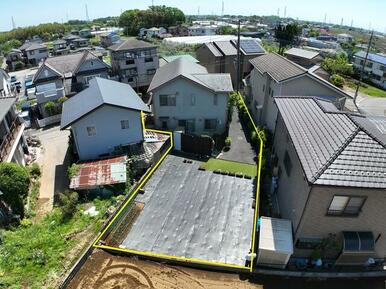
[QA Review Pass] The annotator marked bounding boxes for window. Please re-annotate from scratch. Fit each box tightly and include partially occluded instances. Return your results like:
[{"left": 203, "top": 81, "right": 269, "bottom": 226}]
[
  {"left": 86, "top": 126, "right": 96, "bottom": 136},
  {"left": 147, "top": 69, "right": 156, "bottom": 75},
  {"left": 39, "top": 49, "right": 46, "bottom": 53},
  {"left": 380, "top": 65, "right": 386, "bottom": 72},
  {"left": 296, "top": 238, "right": 323, "bottom": 249},
  {"left": 159, "top": 94, "right": 176, "bottom": 106},
  {"left": 120, "top": 120, "right": 129, "bottom": 129},
  {"left": 283, "top": 150, "right": 292, "bottom": 176},
  {"left": 366, "top": 62, "right": 373, "bottom": 68},
  {"left": 128, "top": 68, "right": 137, "bottom": 76},
  {"left": 145, "top": 57, "right": 153, "bottom": 63},
  {"left": 213, "top": 94, "right": 218, "bottom": 105},
  {"left": 204, "top": 119, "right": 217, "bottom": 130},
  {"left": 127, "top": 77, "right": 134, "bottom": 82},
  {"left": 29, "top": 50, "right": 35, "bottom": 55},
  {"left": 126, "top": 59, "right": 135, "bottom": 65},
  {"left": 178, "top": 120, "right": 186, "bottom": 127},
  {"left": 327, "top": 196, "right": 366, "bottom": 216}
]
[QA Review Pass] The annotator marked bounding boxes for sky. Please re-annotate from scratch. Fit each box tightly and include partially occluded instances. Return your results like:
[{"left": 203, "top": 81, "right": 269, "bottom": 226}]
[{"left": 0, "top": 0, "right": 385, "bottom": 32}]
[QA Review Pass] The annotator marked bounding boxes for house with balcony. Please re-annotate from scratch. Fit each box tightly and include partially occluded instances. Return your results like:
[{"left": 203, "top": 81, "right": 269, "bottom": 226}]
[
  {"left": 63, "top": 34, "right": 81, "bottom": 46},
  {"left": 52, "top": 39, "right": 70, "bottom": 56},
  {"left": 271, "top": 96, "right": 386, "bottom": 266},
  {"left": 61, "top": 77, "right": 150, "bottom": 160},
  {"left": 148, "top": 57, "right": 233, "bottom": 135},
  {"left": 109, "top": 38, "right": 159, "bottom": 90},
  {"left": 33, "top": 50, "right": 110, "bottom": 118},
  {"left": 0, "top": 97, "right": 28, "bottom": 166},
  {"left": 19, "top": 42, "right": 48, "bottom": 66},
  {"left": 353, "top": 51, "right": 386, "bottom": 89},
  {"left": 246, "top": 53, "right": 351, "bottom": 132}
]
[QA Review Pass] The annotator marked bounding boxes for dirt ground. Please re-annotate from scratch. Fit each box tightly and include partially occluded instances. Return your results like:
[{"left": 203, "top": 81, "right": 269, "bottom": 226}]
[{"left": 67, "top": 250, "right": 261, "bottom": 289}]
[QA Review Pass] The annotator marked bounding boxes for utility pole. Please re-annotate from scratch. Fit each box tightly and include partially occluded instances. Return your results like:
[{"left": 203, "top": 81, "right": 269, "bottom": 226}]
[
  {"left": 221, "top": 1, "right": 224, "bottom": 17},
  {"left": 324, "top": 13, "right": 327, "bottom": 25},
  {"left": 354, "top": 30, "right": 374, "bottom": 105},
  {"left": 340, "top": 17, "right": 343, "bottom": 26},
  {"left": 277, "top": 8, "right": 280, "bottom": 18},
  {"left": 236, "top": 19, "right": 241, "bottom": 92},
  {"left": 284, "top": 6, "right": 287, "bottom": 18},
  {"left": 11, "top": 16, "right": 16, "bottom": 30},
  {"left": 197, "top": 6, "right": 200, "bottom": 17},
  {"left": 85, "top": 4, "right": 90, "bottom": 22}
]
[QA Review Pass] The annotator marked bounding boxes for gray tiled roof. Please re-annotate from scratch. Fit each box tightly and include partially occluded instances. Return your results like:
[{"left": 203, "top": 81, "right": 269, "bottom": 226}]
[
  {"left": 0, "top": 97, "right": 16, "bottom": 122},
  {"left": 214, "top": 41, "right": 237, "bottom": 56},
  {"left": 148, "top": 57, "right": 233, "bottom": 93},
  {"left": 250, "top": 53, "right": 307, "bottom": 82},
  {"left": 61, "top": 77, "right": 150, "bottom": 129},
  {"left": 284, "top": 47, "right": 319, "bottom": 60},
  {"left": 25, "top": 43, "right": 46, "bottom": 51},
  {"left": 108, "top": 38, "right": 155, "bottom": 51},
  {"left": 52, "top": 39, "right": 67, "bottom": 45},
  {"left": 275, "top": 97, "right": 386, "bottom": 188},
  {"left": 205, "top": 42, "right": 222, "bottom": 57}
]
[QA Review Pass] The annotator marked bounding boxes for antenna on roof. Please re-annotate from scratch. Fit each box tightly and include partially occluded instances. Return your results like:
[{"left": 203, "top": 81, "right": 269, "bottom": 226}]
[
  {"left": 11, "top": 16, "right": 16, "bottom": 30},
  {"left": 277, "top": 8, "right": 280, "bottom": 17},
  {"left": 324, "top": 13, "right": 327, "bottom": 24},
  {"left": 85, "top": 4, "right": 90, "bottom": 22},
  {"left": 340, "top": 18, "right": 343, "bottom": 26},
  {"left": 221, "top": 1, "right": 224, "bottom": 17},
  {"left": 350, "top": 19, "right": 353, "bottom": 28},
  {"left": 197, "top": 6, "right": 200, "bottom": 17},
  {"left": 284, "top": 6, "right": 287, "bottom": 18}
]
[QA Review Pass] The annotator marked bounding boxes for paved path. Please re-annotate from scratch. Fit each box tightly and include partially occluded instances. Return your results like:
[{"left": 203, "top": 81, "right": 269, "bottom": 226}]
[
  {"left": 344, "top": 86, "right": 386, "bottom": 117},
  {"left": 218, "top": 109, "right": 256, "bottom": 164},
  {"left": 28, "top": 126, "right": 70, "bottom": 214}
]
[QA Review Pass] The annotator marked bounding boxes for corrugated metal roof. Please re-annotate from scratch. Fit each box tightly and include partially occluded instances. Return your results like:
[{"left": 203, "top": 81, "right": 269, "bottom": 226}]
[
  {"left": 214, "top": 41, "right": 237, "bottom": 56},
  {"left": 285, "top": 47, "right": 319, "bottom": 60},
  {"left": 354, "top": 51, "right": 386, "bottom": 65},
  {"left": 250, "top": 53, "right": 306, "bottom": 82},
  {"left": 204, "top": 42, "right": 222, "bottom": 57},
  {"left": 275, "top": 97, "right": 386, "bottom": 188},
  {"left": 148, "top": 57, "right": 233, "bottom": 93},
  {"left": 61, "top": 77, "right": 150, "bottom": 129},
  {"left": 70, "top": 156, "right": 127, "bottom": 190}
]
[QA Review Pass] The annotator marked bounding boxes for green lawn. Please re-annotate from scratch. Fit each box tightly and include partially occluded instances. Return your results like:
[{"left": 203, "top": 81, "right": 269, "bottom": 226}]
[
  {"left": 346, "top": 79, "right": 386, "bottom": 98},
  {"left": 200, "top": 158, "right": 257, "bottom": 177}
]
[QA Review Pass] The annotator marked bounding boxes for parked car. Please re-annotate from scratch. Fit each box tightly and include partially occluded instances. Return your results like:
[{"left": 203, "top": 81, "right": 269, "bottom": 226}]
[
  {"left": 25, "top": 74, "right": 35, "bottom": 89},
  {"left": 10, "top": 75, "right": 17, "bottom": 82}
]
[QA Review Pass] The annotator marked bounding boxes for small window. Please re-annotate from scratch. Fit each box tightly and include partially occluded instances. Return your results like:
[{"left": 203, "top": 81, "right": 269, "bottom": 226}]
[
  {"left": 145, "top": 57, "right": 153, "bottom": 63},
  {"left": 327, "top": 196, "right": 366, "bottom": 216},
  {"left": 159, "top": 94, "right": 176, "bottom": 106},
  {"left": 283, "top": 150, "right": 292, "bottom": 176},
  {"left": 128, "top": 68, "right": 137, "bottom": 76},
  {"left": 39, "top": 49, "right": 46, "bottom": 53},
  {"left": 178, "top": 119, "right": 186, "bottom": 127},
  {"left": 147, "top": 69, "right": 156, "bottom": 75},
  {"left": 204, "top": 119, "right": 217, "bottom": 130},
  {"left": 126, "top": 59, "right": 135, "bottom": 65},
  {"left": 213, "top": 94, "right": 218, "bottom": 105},
  {"left": 127, "top": 77, "right": 134, "bottom": 82},
  {"left": 86, "top": 126, "right": 96, "bottom": 136},
  {"left": 120, "top": 120, "right": 129, "bottom": 129},
  {"left": 29, "top": 50, "right": 35, "bottom": 55}
]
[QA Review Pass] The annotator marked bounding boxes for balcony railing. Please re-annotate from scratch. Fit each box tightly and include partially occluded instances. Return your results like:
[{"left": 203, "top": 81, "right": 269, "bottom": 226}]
[{"left": 0, "top": 118, "right": 22, "bottom": 162}]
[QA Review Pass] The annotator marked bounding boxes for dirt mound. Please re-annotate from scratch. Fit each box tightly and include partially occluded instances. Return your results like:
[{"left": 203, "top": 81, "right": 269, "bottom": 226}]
[{"left": 67, "top": 250, "right": 261, "bottom": 289}]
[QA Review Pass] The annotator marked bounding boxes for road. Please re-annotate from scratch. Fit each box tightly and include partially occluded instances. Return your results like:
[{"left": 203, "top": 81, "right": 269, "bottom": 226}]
[
  {"left": 27, "top": 125, "right": 70, "bottom": 214},
  {"left": 344, "top": 86, "right": 386, "bottom": 117}
]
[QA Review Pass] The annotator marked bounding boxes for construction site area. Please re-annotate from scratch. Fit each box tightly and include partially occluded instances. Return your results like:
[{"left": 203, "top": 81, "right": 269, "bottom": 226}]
[{"left": 97, "top": 154, "right": 256, "bottom": 268}]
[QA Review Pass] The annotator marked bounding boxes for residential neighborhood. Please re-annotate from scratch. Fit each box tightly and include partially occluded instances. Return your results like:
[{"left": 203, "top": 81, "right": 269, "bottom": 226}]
[{"left": 0, "top": 1, "right": 385, "bottom": 289}]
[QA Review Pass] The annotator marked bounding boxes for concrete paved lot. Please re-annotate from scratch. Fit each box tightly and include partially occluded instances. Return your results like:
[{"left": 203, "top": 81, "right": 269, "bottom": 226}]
[
  {"left": 219, "top": 109, "right": 256, "bottom": 164},
  {"left": 122, "top": 154, "right": 255, "bottom": 266},
  {"left": 27, "top": 125, "right": 70, "bottom": 213}
]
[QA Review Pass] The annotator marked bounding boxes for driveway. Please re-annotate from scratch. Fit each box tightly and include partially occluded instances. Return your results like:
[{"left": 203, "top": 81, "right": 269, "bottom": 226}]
[
  {"left": 218, "top": 109, "right": 256, "bottom": 164},
  {"left": 27, "top": 125, "right": 70, "bottom": 214}
]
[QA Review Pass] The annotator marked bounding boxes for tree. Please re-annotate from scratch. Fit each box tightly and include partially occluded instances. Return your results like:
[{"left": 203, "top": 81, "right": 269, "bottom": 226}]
[
  {"left": 43, "top": 101, "right": 57, "bottom": 116},
  {"left": 0, "top": 163, "right": 30, "bottom": 218},
  {"left": 330, "top": 74, "right": 345, "bottom": 88},
  {"left": 0, "top": 39, "right": 21, "bottom": 55},
  {"left": 59, "top": 190, "right": 78, "bottom": 221},
  {"left": 218, "top": 26, "right": 236, "bottom": 35},
  {"left": 274, "top": 23, "right": 300, "bottom": 55},
  {"left": 322, "top": 53, "right": 353, "bottom": 76}
]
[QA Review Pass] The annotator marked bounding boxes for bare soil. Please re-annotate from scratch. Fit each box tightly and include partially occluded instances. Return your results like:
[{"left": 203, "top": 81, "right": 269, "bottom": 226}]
[{"left": 67, "top": 250, "right": 262, "bottom": 289}]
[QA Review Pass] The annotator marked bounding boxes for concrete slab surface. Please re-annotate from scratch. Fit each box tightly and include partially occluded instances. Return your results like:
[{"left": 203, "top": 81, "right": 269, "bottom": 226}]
[{"left": 122, "top": 154, "right": 255, "bottom": 266}]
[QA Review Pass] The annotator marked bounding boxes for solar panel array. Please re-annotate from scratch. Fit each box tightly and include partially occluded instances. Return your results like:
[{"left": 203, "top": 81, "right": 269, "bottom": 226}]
[{"left": 239, "top": 39, "right": 264, "bottom": 54}]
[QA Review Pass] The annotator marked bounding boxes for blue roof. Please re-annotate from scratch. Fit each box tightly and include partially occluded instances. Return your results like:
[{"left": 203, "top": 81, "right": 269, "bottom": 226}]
[{"left": 355, "top": 51, "right": 386, "bottom": 65}]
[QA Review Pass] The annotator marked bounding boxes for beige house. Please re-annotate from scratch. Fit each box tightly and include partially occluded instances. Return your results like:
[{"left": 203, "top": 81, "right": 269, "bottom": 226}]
[
  {"left": 272, "top": 96, "right": 386, "bottom": 265},
  {"left": 246, "top": 53, "right": 351, "bottom": 132},
  {"left": 196, "top": 39, "right": 265, "bottom": 87}
]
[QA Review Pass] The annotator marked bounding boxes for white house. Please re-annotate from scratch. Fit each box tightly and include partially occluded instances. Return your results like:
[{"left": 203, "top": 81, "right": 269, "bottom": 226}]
[
  {"left": 148, "top": 58, "right": 233, "bottom": 135},
  {"left": 60, "top": 77, "right": 150, "bottom": 160},
  {"left": 353, "top": 51, "right": 386, "bottom": 89},
  {"left": 0, "top": 69, "right": 11, "bottom": 97},
  {"left": 246, "top": 53, "right": 351, "bottom": 132},
  {"left": 337, "top": 33, "right": 353, "bottom": 43},
  {"left": 139, "top": 27, "right": 167, "bottom": 39}
]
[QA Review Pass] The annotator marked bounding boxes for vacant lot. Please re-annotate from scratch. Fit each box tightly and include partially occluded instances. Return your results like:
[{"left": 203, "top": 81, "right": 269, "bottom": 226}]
[
  {"left": 200, "top": 158, "right": 257, "bottom": 177},
  {"left": 67, "top": 250, "right": 261, "bottom": 289}
]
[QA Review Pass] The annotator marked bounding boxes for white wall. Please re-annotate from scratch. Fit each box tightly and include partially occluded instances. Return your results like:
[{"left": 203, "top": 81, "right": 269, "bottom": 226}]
[
  {"left": 152, "top": 77, "right": 228, "bottom": 135},
  {"left": 71, "top": 105, "right": 143, "bottom": 160}
]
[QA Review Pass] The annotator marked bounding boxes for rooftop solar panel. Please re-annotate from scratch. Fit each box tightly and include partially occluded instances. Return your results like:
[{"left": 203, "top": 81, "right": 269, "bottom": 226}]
[{"left": 239, "top": 39, "right": 264, "bottom": 54}]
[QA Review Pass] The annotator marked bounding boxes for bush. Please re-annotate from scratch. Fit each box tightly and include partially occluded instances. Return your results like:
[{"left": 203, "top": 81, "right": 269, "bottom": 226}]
[
  {"left": 251, "top": 130, "right": 258, "bottom": 144},
  {"left": 67, "top": 163, "right": 80, "bottom": 179},
  {"left": 330, "top": 74, "right": 345, "bottom": 88},
  {"left": 13, "top": 61, "right": 24, "bottom": 70},
  {"left": 225, "top": 137, "right": 232, "bottom": 147},
  {"left": 43, "top": 101, "right": 57, "bottom": 116},
  {"left": 20, "top": 218, "right": 32, "bottom": 227},
  {"left": 0, "top": 162, "right": 30, "bottom": 218},
  {"left": 28, "top": 163, "right": 41, "bottom": 178},
  {"left": 58, "top": 96, "right": 68, "bottom": 103},
  {"left": 59, "top": 190, "right": 78, "bottom": 221}
]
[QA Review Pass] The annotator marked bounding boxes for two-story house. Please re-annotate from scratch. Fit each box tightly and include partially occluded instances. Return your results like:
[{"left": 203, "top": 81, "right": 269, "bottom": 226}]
[
  {"left": 63, "top": 34, "right": 81, "bottom": 46},
  {"left": 353, "top": 51, "right": 386, "bottom": 89},
  {"left": 247, "top": 53, "right": 351, "bottom": 132},
  {"left": 72, "top": 38, "right": 89, "bottom": 49},
  {"left": 109, "top": 38, "right": 159, "bottom": 90},
  {"left": 60, "top": 77, "right": 150, "bottom": 160},
  {"left": 52, "top": 39, "right": 69, "bottom": 56},
  {"left": 22, "top": 43, "right": 48, "bottom": 66},
  {"left": 33, "top": 50, "right": 110, "bottom": 117},
  {"left": 196, "top": 39, "right": 265, "bottom": 87},
  {"left": 0, "top": 97, "right": 28, "bottom": 165},
  {"left": 188, "top": 25, "right": 217, "bottom": 36},
  {"left": 100, "top": 32, "right": 121, "bottom": 48},
  {"left": 79, "top": 28, "right": 91, "bottom": 38},
  {"left": 272, "top": 96, "right": 386, "bottom": 265},
  {"left": 148, "top": 58, "right": 233, "bottom": 135}
]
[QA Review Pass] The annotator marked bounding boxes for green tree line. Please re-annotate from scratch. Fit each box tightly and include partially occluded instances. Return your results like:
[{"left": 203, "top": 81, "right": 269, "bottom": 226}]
[{"left": 119, "top": 5, "right": 185, "bottom": 36}]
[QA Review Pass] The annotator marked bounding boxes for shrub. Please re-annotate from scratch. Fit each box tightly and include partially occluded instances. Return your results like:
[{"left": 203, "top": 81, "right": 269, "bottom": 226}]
[
  {"left": 58, "top": 96, "right": 68, "bottom": 103},
  {"left": 0, "top": 162, "right": 30, "bottom": 218},
  {"left": 251, "top": 130, "right": 258, "bottom": 144},
  {"left": 59, "top": 190, "right": 78, "bottom": 221},
  {"left": 28, "top": 163, "right": 41, "bottom": 178},
  {"left": 43, "top": 101, "right": 56, "bottom": 116},
  {"left": 20, "top": 218, "right": 32, "bottom": 227},
  {"left": 225, "top": 137, "right": 232, "bottom": 147},
  {"left": 13, "top": 61, "right": 23, "bottom": 70},
  {"left": 67, "top": 163, "right": 80, "bottom": 179},
  {"left": 330, "top": 74, "right": 345, "bottom": 88}
]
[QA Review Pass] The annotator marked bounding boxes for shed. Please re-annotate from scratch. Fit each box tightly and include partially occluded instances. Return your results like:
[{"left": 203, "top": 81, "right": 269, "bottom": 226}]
[{"left": 257, "top": 217, "right": 293, "bottom": 269}]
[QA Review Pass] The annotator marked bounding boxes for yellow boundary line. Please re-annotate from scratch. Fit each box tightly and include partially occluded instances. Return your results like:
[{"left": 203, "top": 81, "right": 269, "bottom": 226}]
[{"left": 93, "top": 100, "right": 263, "bottom": 272}]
